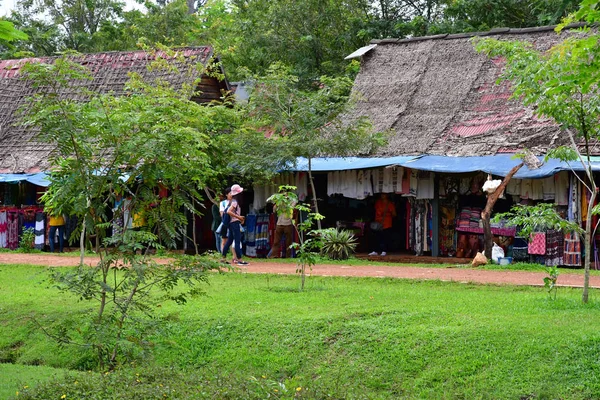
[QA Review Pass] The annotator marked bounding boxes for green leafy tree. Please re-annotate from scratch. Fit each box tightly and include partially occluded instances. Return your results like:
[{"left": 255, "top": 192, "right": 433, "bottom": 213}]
[
  {"left": 246, "top": 63, "right": 386, "bottom": 229},
  {"left": 9, "top": 0, "right": 124, "bottom": 53},
  {"left": 268, "top": 185, "right": 324, "bottom": 291},
  {"left": 0, "top": 19, "right": 28, "bottom": 42},
  {"left": 93, "top": 0, "right": 201, "bottom": 51},
  {"left": 19, "top": 48, "right": 242, "bottom": 367},
  {"left": 474, "top": 5, "right": 600, "bottom": 302}
]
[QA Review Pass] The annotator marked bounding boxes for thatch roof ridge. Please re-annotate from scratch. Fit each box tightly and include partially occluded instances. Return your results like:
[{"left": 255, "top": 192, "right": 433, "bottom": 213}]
[
  {"left": 0, "top": 46, "right": 217, "bottom": 174},
  {"left": 349, "top": 24, "right": 594, "bottom": 158},
  {"left": 370, "top": 22, "right": 589, "bottom": 45}
]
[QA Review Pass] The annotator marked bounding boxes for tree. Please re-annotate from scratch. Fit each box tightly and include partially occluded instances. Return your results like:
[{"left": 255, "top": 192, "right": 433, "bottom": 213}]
[
  {"left": 12, "top": 0, "right": 124, "bottom": 52},
  {"left": 474, "top": 6, "right": 600, "bottom": 302},
  {"left": 0, "top": 20, "right": 28, "bottom": 42},
  {"left": 20, "top": 49, "right": 243, "bottom": 367},
  {"left": 93, "top": 0, "right": 202, "bottom": 51},
  {"left": 245, "top": 64, "right": 386, "bottom": 229}
]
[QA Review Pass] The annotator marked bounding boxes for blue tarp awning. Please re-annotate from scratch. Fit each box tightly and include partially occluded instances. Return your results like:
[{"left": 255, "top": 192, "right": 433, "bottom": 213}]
[
  {"left": 292, "top": 156, "right": 420, "bottom": 171},
  {"left": 0, "top": 172, "right": 50, "bottom": 187},
  {"left": 401, "top": 155, "right": 600, "bottom": 179},
  {"left": 291, "top": 154, "right": 600, "bottom": 178}
]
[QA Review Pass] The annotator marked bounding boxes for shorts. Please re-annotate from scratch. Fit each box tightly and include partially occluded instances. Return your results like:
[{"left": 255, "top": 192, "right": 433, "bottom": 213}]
[{"left": 220, "top": 226, "right": 229, "bottom": 238}]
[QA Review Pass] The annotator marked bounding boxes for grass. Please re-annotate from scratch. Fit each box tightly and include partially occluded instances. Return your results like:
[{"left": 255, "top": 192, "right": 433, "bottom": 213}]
[{"left": 2, "top": 263, "right": 600, "bottom": 398}]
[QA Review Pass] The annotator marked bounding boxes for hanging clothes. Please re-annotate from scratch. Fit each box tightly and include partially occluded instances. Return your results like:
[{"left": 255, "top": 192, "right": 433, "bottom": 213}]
[
  {"left": 512, "top": 236, "right": 529, "bottom": 261},
  {"left": 381, "top": 167, "right": 394, "bottom": 193},
  {"left": 528, "top": 232, "right": 546, "bottom": 255},
  {"left": 567, "top": 174, "right": 580, "bottom": 223},
  {"left": 7, "top": 211, "right": 20, "bottom": 250},
  {"left": 563, "top": 232, "right": 582, "bottom": 267},
  {"left": 520, "top": 179, "right": 533, "bottom": 200},
  {"left": 530, "top": 179, "right": 544, "bottom": 200},
  {"left": 295, "top": 172, "right": 308, "bottom": 201},
  {"left": 400, "top": 168, "right": 410, "bottom": 195},
  {"left": 0, "top": 211, "right": 7, "bottom": 248},
  {"left": 416, "top": 171, "right": 435, "bottom": 200},
  {"left": 555, "top": 171, "right": 569, "bottom": 206},
  {"left": 545, "top": 230, "right": 564, "bottom": 266},
  {"left": 542, "top": 176, "right": 555, "bottom": 201},
  {"left": 34, "top": 211, "right": 45, "bottom": 250},
  {"left": 506, "top": 179, "right": 521, "bottom": 196},
  {"left": 408, "top": 170, "right": 418, "bottom": 197}
]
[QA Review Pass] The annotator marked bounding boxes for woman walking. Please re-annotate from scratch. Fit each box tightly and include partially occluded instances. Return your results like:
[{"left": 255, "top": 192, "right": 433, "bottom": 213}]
[{"left": 221, "top": 184, "right": 249, "bottom": 265}]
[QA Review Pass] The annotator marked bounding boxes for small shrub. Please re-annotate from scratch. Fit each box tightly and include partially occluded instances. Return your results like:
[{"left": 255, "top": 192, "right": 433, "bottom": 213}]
[
  {"left": 319, "top": 228, "right": 357, "bottom": 260},
  {"left": 18, "top": 228, "right": 36, "bottom": 253}
]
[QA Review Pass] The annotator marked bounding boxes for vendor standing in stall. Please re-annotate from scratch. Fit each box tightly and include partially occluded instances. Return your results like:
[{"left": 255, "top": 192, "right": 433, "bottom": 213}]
[{"left": 368, "top": 193, "right": 396, "bottom": 256}]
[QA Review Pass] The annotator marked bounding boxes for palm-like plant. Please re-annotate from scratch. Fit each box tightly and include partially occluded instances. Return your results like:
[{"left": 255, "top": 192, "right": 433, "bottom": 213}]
[{"left": 320, "top": 228, "right": 357, "bottom": 260}]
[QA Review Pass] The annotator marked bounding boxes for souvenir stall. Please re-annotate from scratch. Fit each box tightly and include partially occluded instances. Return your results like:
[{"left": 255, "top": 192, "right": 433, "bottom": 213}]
[
  {"left": 247, "top": 172, "right": 309, "bottom": 258},
  {"left": 0, "top": 173, "right": 50, "bottom": 250}
]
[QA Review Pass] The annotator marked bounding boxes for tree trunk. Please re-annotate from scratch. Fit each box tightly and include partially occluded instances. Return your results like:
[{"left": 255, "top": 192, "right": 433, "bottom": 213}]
[
  {"left": 481, "top": 163, "right": 524, "bottom": 259},
  {"left": 582, "top": 181, "right": 597, "bottom": 303},
  {"left": 79, "top": 221, "right": 86, "bottom": 265},
  {"left": 307, "top": 157, "right": 322, "bottom": 230},
  {"left": 186, "top": 0, "right": 196, "bottom": 14}
]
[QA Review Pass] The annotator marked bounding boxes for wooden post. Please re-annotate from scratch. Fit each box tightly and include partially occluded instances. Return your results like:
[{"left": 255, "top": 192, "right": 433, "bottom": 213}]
[{"left": 481, "top": 163, "right": 523, "bottom": 259}]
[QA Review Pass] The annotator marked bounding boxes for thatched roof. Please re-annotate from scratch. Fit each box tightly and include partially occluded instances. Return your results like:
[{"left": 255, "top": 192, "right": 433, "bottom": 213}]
[
  {"left": 0, "top": 47, "right": 227, "bottom": 173},
  {"left": 349, "top": 24, "right": 592, "bottom": 157}
]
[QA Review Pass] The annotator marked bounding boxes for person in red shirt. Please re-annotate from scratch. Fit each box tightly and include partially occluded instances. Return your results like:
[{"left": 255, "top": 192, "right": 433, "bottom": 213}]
[{"left": 368, "top": 193, "right": 397, "bottom": 256}]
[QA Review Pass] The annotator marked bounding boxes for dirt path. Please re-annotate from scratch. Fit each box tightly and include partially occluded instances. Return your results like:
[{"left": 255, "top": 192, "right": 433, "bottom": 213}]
[{"left": 2, "top": 252, "right": 600, "bottom": 288}]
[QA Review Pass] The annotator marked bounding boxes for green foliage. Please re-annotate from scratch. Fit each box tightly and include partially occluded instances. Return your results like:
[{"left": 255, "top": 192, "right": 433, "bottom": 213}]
[
  {"left": 544, "top": 265, "right": 560, "bottom": 300},
  {"left": 474, "top": 21, "right": 600, "bottom": 302},
  {"left": 493, "top": 203, "right": 583, "bottom": 240},
  {"left": 268, "top": 185, "right": 326, "bottom": 290},
  {"left": 18, "top": 49, "right": 242, "bottom": 367},
  {"left": 319, "top": 228, "right": 358, "bottom": 260},
  {"left": 0, "top": 20, "right": 28, "bottom": 42},
  {"left": 18, "top": 228, "right": 36, "bottom": 253}
]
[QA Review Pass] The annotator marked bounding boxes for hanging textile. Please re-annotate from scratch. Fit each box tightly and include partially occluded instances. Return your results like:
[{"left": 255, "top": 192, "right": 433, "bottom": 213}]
[
  {"left": 555, "top": 171, "right": 569, "bottom": 206},
  {"left": 34, "top": 211, "right": 45, "bottom": 250},
  {"left": 545, "top": 230, "right": 564, "bottom": 266},
  {"left": 408, "top": 170, "right": 418, "bottom": 197},
  {"left": 520, "top": 179, "right": 533, "bottom": 199},
  {"left": 527, "top": 232, "right": 546, "bottom": 255},
  {"left": 355, "top": 170, "right": 370, "bottom": 200},
  {"left": 7, "top": 211, "right": 20, "bottom": 250},
  {"left": 381, "top": 167, "right": 394, "bottom": 193},
  {"left": 245, "top": 214, "right": 258, "bottom": 257},
  {"left": 542, "top": 176, "right": 556, "bottom": 201},
  {"left": 563, "top": 232, "right": 582, "bottom": 266},
  {"left": 530, "top": 179, "right": 544, "bottom": 200},
  {"left": 567, "top": 174, "right": 580, "bottom": 223},
  {"left": 0, "top": 211, "right": 7, "bottom": 248},
  {"left": 582, "top": 186, "right": 591, "bottom": 223},
  {"left": 295, "top": 172, "right": 308, "bottom": 201},
  {"left": 409, "top": 198, "right": 428, "bottom": 256},
  {"left": 371, "top": 168, "right": 383, "bottom": 194},
  {"left": 512, "top": 236, "right": 529, "bottom": 261},
  {"left": 400, "top": 168, "right": 410, "bottom": 195},
  {"left": 506, "top": 179, "right": 521, "bottom": 196},
  {"left": 416, "top": 171, "right": 435, "bottom": 200}
]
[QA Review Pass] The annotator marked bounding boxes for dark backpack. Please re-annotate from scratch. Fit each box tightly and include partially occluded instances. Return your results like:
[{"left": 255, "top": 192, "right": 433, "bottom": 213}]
[{"left": 221, "top": 201, "right": 232, "bottom": 228}]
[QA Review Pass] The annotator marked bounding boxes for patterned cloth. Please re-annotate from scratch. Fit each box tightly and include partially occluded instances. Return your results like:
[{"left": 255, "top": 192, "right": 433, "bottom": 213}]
[
  {"left": 513, "top": 236, "right": 529, "bottom": 261},
  {"left": 528, "top": 232, "right": 546, "bottom": 255},
  {"left": 563, "top": 232, "right": 582, "bottom": 267},
  {"left": 545, "top": 230, "right": 564, "bottom": 266},
  {"left": 0, "top": 211, "right": 6, "bottom": 248}
]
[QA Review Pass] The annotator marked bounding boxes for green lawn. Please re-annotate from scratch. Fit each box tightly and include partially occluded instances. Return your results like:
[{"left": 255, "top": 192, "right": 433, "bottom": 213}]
[{"left": 2, "top": 263, "right": 600, "bottom": 398}]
